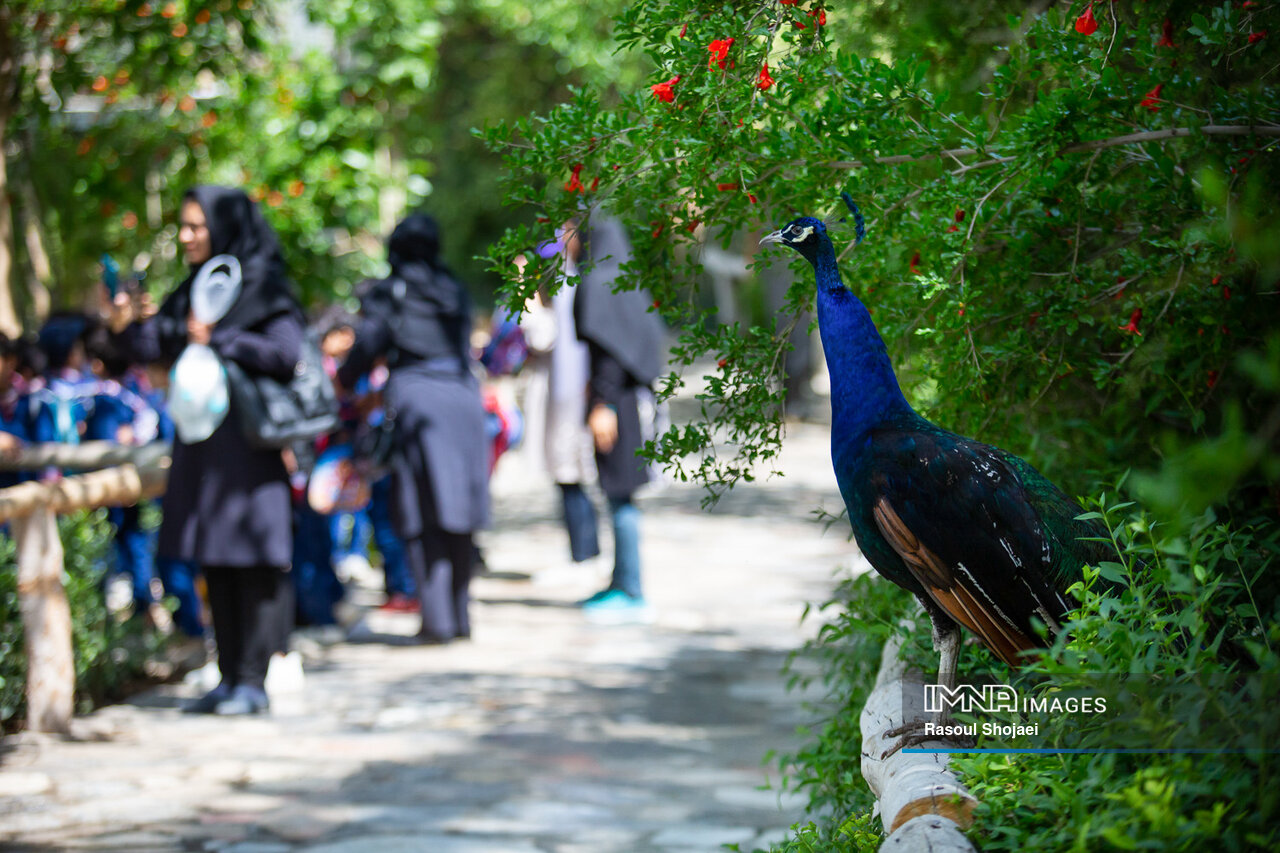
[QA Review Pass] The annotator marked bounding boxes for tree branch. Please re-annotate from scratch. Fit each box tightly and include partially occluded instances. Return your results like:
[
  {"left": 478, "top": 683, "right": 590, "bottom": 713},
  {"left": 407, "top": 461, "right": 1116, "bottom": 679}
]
[{"left": 823, "top": 125, "right": 1280, "bottom": 172}]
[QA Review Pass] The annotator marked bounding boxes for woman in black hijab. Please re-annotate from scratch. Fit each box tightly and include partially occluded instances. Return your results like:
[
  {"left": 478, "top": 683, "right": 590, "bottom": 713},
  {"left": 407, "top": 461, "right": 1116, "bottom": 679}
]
[
  {"left": 338, "top": 213, "right": 490, "bottom": 643},
  {"left": 110, "top": 186, "right": 303, "bottom": 715},
  {"left": 568, "top": 214, "right": 664, "bottom": 615}
]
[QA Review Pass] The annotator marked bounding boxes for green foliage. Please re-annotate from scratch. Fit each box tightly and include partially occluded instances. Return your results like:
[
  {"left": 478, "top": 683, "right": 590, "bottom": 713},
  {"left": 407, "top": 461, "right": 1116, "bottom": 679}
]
[
  {"left": 766, "top": 494, "right": 1280, "bottom": 851},
  {"left": 4, "top": 0, "right": 637, "bottom": 321},
  {"left": 485, "top": 0, "right": 1279, "bottom": 503},
  {"left": 954, "top": 499, "right": 1280, "bottom": 851},
  {"left": 0, "top": 509, "right": 168, "bottom": 731}
]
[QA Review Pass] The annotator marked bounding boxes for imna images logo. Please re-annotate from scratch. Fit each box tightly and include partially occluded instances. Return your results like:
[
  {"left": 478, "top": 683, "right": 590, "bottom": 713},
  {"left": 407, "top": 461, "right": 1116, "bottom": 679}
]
[
  {"left": 924, "top": 684, "right": 1018, "bottom": 714},
  {"left": 923, "top": 683, "right": 1107, "bottom": 715}
]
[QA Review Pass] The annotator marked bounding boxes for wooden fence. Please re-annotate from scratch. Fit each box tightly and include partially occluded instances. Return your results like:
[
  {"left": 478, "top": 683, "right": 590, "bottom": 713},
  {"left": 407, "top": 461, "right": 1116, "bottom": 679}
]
[{"left": 0, "top": 442, "right": 170, "bottom": 734}]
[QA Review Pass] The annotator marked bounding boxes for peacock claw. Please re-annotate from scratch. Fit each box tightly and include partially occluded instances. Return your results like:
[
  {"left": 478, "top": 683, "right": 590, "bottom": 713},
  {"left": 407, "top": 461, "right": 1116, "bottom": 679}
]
[{"left": 879, "top": 716, "right": 974, "bottom": 760}]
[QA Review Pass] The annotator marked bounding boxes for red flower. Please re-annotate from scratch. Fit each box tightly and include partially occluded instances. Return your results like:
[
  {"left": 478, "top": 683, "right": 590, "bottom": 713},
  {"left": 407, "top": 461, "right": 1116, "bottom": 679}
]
[
  {"left": 1119, "top": 308, "right": 1143, "bottom": 335},
  {"left": 717, "top": 358, "right": 728, "bottom": 369},
  {"left": 757, "top": 63, "right": 775, "bottom": 91},
  {"left": 747, "top": 194, "right": 759, "bottom": 204},
  {"left": 1223, "top": 285, "right": 1232, "bottom": 300},
  {"left": 651, "top": 222, "right": 665, "bottom": 239},
  {"left": 1207, "top": 370, "right": 1219, "bottom": 389},
  {"left": 908, "top": 251, "right": 921, "bottom": 275},
  {"left": 809, "top": 8, "right": 826, "bottom": 26},
  {"left": 780, "top": 0, "right": 797, "bottom": 5},
  {"left": 947, "top": 225, "right": 959, "bottom": 232},
  {"left": 1156, "top": 18, "right": 1177, "bottom": 48},
  {"left": 716, "top": 182, "right": 739, "bottom": 191},
  {"left": 589, "top": 176, "right": 600, "bottom": 192},
  {"left": 1139, "top": 83, "right": 1164, "bottom": 111},
  {"left": 794, "top": 21, "right": 806, "bottom": 29},
  {"left": 650, "top": 76, "right": 680, "bottom": 103},
  {"left": 686, "top": 219, "right": 701, "bottom": 233},
  {"left": 679, "top": 23, "right": 687, "bottom": 38},
  {"left": 1212, "top": 274, "right": 1222, "bottom": 285},
  {"left": 707, "top": 38, "right": 734, "bottom": 70},
  {"left": 1248, "top": 31, "right": 1267, "bottom": 44},
  {"left": 1074, "top": 3, "right": 1099, "bottom": 36},
  {"left": 954, "top": 209, "right": 966, "bottom": 222},
  {"left": 564, "top": 164, "right": 586, "bottom": 193}
]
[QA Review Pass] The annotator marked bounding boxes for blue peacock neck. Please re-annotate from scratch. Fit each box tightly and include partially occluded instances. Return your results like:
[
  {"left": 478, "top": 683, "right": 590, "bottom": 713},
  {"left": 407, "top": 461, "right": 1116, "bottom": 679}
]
[{"left": 812, "top": 242, "right": 914, "bottom": 448}]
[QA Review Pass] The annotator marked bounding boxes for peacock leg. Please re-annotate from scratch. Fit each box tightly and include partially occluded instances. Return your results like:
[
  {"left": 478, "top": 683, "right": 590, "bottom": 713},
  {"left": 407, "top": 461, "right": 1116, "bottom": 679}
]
[
  {"left": 880, "top": 622, "right": 968, "bottom": 759},
  {"left": 933, "top": 622, "right": 961, "bottom": 724}
]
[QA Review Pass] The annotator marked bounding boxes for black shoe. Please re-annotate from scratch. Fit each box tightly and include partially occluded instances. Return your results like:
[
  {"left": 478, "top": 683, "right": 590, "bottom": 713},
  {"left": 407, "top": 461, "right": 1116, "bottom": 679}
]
[
  {"left": 410, "top": 631, "right": 452, "bottom": 646},
  {"left": 214, "top": 685, "right": 270, "bottom": 716},
  {"left": 183, "top": 683, "right": 232, "bottom": 714}
]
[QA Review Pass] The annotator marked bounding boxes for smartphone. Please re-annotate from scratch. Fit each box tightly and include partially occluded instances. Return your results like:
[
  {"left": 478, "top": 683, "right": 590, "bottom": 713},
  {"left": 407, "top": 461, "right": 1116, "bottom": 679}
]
[{"left": 102, "top": 254, "right": 120, "bottom": 297}]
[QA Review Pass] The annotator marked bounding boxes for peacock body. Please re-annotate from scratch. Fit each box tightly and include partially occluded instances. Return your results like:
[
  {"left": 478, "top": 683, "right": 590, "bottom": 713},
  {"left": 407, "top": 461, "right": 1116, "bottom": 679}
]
[{"left": 763, "top": 211, "right": 1116, "bottom": 669}]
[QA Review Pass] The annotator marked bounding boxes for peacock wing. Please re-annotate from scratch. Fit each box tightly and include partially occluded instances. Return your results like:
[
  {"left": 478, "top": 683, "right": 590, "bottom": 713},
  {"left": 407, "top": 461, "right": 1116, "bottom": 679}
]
[{"left": 867, "top": 427, "right": 1074, "bottom": 666}]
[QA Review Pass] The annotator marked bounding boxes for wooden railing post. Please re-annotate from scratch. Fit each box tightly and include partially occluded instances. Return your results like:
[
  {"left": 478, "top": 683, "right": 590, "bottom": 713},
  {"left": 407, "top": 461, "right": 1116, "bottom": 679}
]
[
  {"left": 12, "top": 507, "right": 73, "bottom": 735},
  {"left": 0, "top": 442, "right": 172, "bottom": 734}
]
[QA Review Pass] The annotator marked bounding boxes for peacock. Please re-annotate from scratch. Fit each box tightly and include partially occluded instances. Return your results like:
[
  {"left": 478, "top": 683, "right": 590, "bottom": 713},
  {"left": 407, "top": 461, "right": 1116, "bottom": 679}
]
[{"left": 760, "top": 197, "right": 1121, "bottom": 739}]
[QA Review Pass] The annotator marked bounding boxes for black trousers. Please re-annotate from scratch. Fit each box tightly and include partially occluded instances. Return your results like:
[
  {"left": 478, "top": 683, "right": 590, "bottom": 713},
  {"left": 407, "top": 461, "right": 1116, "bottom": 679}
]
[
  {"left": 204, "top": 565, "right": 292, "bottom": 690},
  {"left": 406, "top": 529, "right": 473, "bottom": 641}
]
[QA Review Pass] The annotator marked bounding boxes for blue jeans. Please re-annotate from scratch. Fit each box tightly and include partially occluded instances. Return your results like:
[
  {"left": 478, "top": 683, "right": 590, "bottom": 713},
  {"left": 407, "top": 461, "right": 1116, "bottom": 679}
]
[
  {"left": 330, "top": 509, "right": 371, "bottom": 562},
  {"left": 108, "top": 505, "right": 155, "bottom": 611},
  {"left": 559, "top": 483, "right": 601, "bottom": 563},
  {"left": 369, "top": 475, "right": 413, "bottom": 596},
  {"left": 156, "top": 557, "right": 204, "bottom": 637},
  {"left": 608, "top": 496, "right": 642, "bottom": 599},
  {"left": 293, "top": 503, "right": 342, "bottom": 626}
]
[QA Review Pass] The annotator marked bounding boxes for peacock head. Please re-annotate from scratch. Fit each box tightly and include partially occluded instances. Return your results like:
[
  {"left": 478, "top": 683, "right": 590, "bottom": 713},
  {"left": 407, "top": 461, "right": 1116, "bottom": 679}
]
[{"left": 759, "top": 216, "right": 832, "bottom": 265}]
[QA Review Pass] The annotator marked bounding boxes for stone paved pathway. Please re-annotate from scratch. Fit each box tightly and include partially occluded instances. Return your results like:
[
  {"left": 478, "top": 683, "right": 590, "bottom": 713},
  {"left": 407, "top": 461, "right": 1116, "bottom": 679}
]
[{"left": 1, "top": 419, "right": 861, "bottom": 853}]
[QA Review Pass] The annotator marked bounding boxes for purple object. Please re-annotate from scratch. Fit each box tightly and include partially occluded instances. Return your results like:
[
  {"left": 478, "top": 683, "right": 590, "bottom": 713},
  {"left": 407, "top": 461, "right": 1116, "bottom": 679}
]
[{"left": 536, "top": 239, "right": 561, "bottom": 259}]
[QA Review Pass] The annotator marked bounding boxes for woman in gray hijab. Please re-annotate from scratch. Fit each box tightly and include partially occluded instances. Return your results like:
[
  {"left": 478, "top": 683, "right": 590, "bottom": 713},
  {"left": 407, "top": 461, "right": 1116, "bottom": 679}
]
[
  {"left": 338, "top": 213, "right": 490, "bottom": 643},
  {"left": 567, "top": 214, "right": 664, "bottom": 615}
]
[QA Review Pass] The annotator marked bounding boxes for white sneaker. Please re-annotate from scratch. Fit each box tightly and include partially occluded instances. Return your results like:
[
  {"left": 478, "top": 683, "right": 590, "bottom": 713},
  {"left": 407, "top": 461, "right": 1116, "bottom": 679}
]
[
  {"left": 335, "top": 554, "right": 376, "bottom": 586},
  {"left": 265, "top": 651, "right": 305, "bottom": 696}
]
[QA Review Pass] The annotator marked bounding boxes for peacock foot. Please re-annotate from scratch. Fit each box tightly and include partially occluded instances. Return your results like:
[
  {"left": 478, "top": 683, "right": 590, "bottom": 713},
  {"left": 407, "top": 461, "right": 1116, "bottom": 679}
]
[{"left": 880, "top": 715, "right": 975, "bottom": 760}]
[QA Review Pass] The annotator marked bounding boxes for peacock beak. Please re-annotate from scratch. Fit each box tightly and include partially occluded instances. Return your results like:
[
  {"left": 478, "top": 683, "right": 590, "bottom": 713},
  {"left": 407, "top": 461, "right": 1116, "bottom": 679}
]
[{"left": 759, "top": 230, "right": 785, "bottom": 247}]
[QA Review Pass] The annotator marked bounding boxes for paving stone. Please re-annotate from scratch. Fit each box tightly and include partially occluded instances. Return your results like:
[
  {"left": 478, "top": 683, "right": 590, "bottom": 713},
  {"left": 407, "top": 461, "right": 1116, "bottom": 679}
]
[
  {"left": 0, "top": 771, "right": 52, "bottom": 797},
  {"left": 221, "top": 843, "right": 292, "bottom": 853},
  {"left": 649, "top": 823, "right": 759, "bottom": 848},
  {"left": 301, "top": 836, "right": 542, "bottom": 853}
]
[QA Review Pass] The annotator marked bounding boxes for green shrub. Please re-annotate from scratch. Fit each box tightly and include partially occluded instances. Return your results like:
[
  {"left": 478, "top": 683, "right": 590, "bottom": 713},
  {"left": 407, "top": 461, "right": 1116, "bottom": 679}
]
[
  {"left": 0, "top": 508, "right": 170, "bottom": 732},
  {"left": 761, "top": 497, "right": 1280, "bottom": 852}
]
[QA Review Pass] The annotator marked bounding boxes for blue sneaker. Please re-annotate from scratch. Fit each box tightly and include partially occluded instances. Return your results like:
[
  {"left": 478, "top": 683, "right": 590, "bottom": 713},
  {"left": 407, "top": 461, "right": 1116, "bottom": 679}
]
[{"left": 580, "top": 589, "right": 652, "bottom": 623}]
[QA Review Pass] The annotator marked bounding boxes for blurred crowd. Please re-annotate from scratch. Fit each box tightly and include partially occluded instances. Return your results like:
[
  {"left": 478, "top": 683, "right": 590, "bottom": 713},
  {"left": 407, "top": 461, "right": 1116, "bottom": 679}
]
[{"left": 0, "top": 184, "right": 663, "bottom": 717}]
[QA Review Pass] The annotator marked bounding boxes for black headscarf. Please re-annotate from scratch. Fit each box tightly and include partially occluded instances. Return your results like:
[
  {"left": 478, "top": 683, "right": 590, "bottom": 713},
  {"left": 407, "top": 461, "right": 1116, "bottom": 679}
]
[
  {"left": 574, "top": 214, "right": 664, "bottom": 386},
  {"left": 385, "top": 212, "right": 461, "bottom": 316},
  {"left": 358, "top": 213, "right": 470, "bottom": 364},
  {"left": 157, "top": 186, "right": 299, "bottom": 334}
]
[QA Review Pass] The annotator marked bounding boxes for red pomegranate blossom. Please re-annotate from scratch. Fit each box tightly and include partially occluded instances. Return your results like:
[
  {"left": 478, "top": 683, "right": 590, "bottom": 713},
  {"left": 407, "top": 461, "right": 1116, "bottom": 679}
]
[
  {"left": 1119, "top": 308, "right": 1143, "bottom": 336},
  {"left": 1075, "top": 3, "right": 1099, "bottom": 36},
  {"left": 1156, "top": 18, "right": 1177, "bottom": 48},
  {"left": 707, "top": 38, "right": 734, "bottom": 70},
  {"left": 564, "top": 164, "right": 586, "bottom": 193},
  {"left": 650, "top": 76, "right": 680, "bottom": 103},
  {"left": 1248, "top": 31, "right": 1268, "bottom": 44},
  {"left": 1140, "top": 84, "right": 1164, "bottom": 111},
  {"left": 908, "top": 251, "right": 921, "bottom": 275},
  {"left": 757, "top": 63, "right": 775, "bottom": 90}
]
